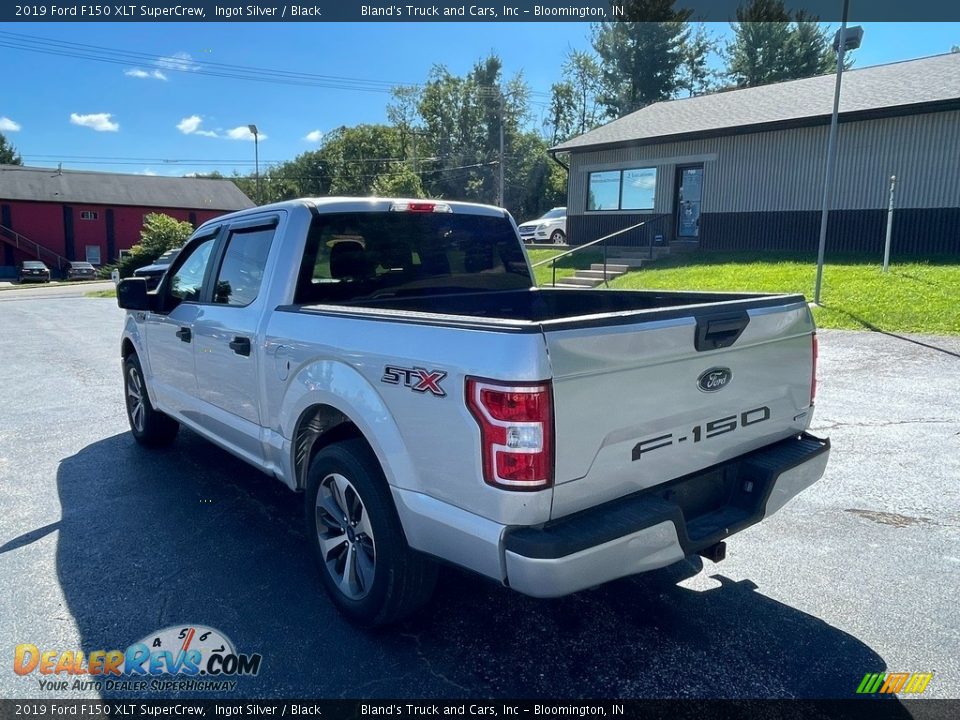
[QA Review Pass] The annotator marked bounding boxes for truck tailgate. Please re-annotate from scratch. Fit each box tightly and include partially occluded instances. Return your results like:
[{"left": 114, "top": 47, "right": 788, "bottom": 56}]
[{"left": 544, "top": 298, "right": 816, "bottom": 519}]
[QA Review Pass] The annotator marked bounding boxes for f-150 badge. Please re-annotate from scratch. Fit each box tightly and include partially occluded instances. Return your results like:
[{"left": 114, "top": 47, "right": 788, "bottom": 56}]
[{"left": 382, "top": 365, "right": 448, "bottom": 397}]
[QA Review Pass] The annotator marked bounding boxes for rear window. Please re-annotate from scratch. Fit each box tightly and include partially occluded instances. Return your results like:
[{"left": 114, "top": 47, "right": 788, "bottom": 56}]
[
  {"left": 23, "top": 261, "right": 46, "bottom": 269},
  {"left": 295, "top": 212, "right": 532, "bottom": 304}
]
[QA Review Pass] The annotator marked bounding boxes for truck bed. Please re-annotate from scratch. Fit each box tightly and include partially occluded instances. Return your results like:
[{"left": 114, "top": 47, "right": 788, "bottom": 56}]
[{"left": 291, "top": 287, "right": 806, "bottom": 330}]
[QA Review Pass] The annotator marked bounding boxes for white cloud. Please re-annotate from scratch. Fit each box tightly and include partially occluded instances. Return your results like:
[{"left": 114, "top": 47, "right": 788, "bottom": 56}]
[
  {"left": 177, "top": 115, "right": 219, "bottom": 138},
  {"left": 0, "top": 117, "right": 21, "bottom": 132},
  {"left": 70, "top": 113, "right": 119, "bottom": 132},
  {"left": 140, "top": 168, "right": 158, "bottom": 176},
  {"left": 226, "top": 126, "right": 266, "bottom": 141},
  {"left": 304, "top": 129, "right": 323, "bottom": 143},
  {"left": 177, "top": 115, "right": 202, "bottom": 134},
  {"left": 157, "top": 51, "right": 198, "bottom": 72},
  {"left": 124, "top": 68, "right": 168, "bottom": 81}
]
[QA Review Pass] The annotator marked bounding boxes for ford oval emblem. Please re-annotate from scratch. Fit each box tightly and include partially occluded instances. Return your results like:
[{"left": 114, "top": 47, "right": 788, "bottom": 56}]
[{"left": 698, "top": 367, "right": 732, "bottom": 392}]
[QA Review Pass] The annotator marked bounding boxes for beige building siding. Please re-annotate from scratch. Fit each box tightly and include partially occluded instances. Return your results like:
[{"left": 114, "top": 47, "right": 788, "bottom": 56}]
[{"left": 566, "top": 109, "right": 960, "bottom": 216}]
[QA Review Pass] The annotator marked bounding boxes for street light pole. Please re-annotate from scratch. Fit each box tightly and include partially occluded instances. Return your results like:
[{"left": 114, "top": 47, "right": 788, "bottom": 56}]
[
  {"left": 248, "top": 124, "right": 260, "bottom": 205},
  {"left": 813, "top": 0, "right": 851, "bottom": 305}
]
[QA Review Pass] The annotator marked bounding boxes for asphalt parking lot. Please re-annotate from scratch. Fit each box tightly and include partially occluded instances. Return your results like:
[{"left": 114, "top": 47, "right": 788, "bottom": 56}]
[{"left": 0, "top": 292, "right": 957, "bottom": 700}]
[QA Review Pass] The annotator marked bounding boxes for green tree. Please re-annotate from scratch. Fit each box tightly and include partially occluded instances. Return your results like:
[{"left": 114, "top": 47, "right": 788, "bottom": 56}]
[
  {"left": 725, "top": 0, "right": 847, "bottom": 88},
  {"left": 372, "top": 165, "right": 425, "bottom": 197},
  {"left": 136, "top": 213, "right": 194, "bottom": 258},
  {"left": 414, "top": 55, "right": 529, "bottom": 206},
  {"left": 592, "top": 0, "right": 693, "bottom": 117},
  {"left": 113, "top": 213, "right": 194, "bottom": 277},
  {"left": 319, "top": 124, "right": 408, "bottom": 196},
  {"left": 0, "top": 132, "right": 22, "bottom": 165},
  {"left": 679, "top": 23, "right": 718, "bottom": 97},
  {"left": 547, "top": 50, "right": 604, "bottom": 143}
]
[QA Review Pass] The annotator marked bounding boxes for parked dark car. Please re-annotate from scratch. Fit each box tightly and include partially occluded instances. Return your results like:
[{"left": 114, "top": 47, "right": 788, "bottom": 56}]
[
  {"left": 66, "top": 261, "right": 97, "bottom": 281},
  {"left": 133, "top": 248, "right": 181, "bottom": 290},
  {"left": 18, "top": 260, "right": 51, "bottom": 283}
]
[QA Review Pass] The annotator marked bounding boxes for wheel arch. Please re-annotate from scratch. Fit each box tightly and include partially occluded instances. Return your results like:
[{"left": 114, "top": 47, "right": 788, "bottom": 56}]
[
  {"left": 280, "top": 360, "right": 420, "bottom": 496},
  {"left": 292, "top": 404, "right": 368, "bottom": 490}
]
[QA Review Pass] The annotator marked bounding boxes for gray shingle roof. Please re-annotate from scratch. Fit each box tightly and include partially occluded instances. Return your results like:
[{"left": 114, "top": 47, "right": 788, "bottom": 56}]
[
  {"left": 0, "top": 165, "right": 255, "bottom": 211},
  {"left": 553, "top": 52, "right": 960, "bottom": 152}
]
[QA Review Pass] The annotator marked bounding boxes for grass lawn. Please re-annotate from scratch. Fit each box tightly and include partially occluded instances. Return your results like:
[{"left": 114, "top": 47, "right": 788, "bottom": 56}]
[
  {"left": 86, "top": 289, "right": 117, "bottom": 298},
  {"left": 527, "top": 250, "right": 960, "bottom": 335}
]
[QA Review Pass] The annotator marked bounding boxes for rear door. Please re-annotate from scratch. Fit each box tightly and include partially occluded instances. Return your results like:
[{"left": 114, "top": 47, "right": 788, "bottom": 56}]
[
  {"left": 191, "top": 215, "right": 278, "bottom": 458},
  {"left": 543, "top": 300, "right": 816, "bottom": 519}
]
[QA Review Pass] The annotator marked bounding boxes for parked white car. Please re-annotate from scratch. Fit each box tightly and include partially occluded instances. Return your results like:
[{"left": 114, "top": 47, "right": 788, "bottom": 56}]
[{"left": 517, "top": 207, "right": 566, "bottom": 244}]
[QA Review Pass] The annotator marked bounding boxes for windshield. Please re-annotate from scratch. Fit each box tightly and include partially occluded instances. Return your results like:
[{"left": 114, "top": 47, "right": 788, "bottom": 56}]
[
  {"left": 541, "top": 208, "right": 566, "bottom": 220},
  {"left": 296, "top": 211, "right": 533, "bottom": 304}
]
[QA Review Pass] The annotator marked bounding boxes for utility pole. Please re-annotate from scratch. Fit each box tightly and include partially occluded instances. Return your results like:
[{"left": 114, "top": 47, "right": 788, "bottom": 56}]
[
  {"left": 498, "top": 90, "right": 505, "bottom": 208},
  {"left": 248, "top": 124, "right": 261, "bottom": 204}
]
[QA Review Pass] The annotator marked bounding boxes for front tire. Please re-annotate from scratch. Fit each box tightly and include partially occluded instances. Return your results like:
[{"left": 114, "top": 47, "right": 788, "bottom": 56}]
[
  {"left": 305, "top": 439, "right": 437, "bottom": 628},
  {"left": 550, "top": 230, "right": 566, "bottom": 245},
  {"left": 124, "top": 354, "right": 179, "bottom": 447}
]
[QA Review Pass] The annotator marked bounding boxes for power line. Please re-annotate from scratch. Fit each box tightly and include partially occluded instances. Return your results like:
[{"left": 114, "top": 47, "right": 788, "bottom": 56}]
[
  {"left": 0, "top": 32, "right": 409, "bottom": 93},
  {"left": 0, "top": 31, "right": 556, "bottom": 100},
  {"left": 20, "top": 154, "right": 420, "bottom": 166}
]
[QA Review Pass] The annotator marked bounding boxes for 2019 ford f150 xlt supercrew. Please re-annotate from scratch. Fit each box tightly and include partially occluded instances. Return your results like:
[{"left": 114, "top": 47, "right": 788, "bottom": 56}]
[{"left": 116, "top": 197, "right": 829, "bottom": 628}]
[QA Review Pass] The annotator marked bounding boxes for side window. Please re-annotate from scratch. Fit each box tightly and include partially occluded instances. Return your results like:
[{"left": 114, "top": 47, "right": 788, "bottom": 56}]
[
  {"left": 169, "top": 237, "right": 216, "bottom": 303},
  {"left": 212, "top": 226, "right": 275, "bottom": 306}
]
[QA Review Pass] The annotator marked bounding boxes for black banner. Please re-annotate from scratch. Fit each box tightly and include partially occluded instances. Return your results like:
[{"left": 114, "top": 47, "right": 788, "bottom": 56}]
[
  {"left": 2, "top": 0, "right": 960, "bottom": 23},
  {"left": 1, "top": 700, "right": 960, "bottom": 720}
]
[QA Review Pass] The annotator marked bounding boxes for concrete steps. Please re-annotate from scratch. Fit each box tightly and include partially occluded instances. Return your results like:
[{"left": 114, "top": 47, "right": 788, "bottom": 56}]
[{"left": 549, "top": 243, "right": 674, "bottom": 288}]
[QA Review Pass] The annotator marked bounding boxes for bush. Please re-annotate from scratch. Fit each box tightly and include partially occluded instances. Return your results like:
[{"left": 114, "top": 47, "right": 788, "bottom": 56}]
[{"left": 108, "top": 213, "right": 194, "bottom": 278}]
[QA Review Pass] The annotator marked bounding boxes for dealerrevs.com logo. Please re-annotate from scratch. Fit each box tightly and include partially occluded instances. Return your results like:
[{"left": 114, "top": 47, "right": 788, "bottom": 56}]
[{"left": 14, "top": 625, "right": 262, "bottom": 693}]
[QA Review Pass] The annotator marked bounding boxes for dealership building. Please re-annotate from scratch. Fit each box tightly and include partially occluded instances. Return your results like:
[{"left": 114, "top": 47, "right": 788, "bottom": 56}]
[
  {"left": 0, "top": 165, "right": 254, "bottom": 276},
  {"left": 551, "top": 52, "right": 960, "bottom": 256}
]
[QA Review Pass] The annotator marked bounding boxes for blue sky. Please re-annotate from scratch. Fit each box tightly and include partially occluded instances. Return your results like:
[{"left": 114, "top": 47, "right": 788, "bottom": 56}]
[{"left": 1, "top": 21, "right": 958, "bottom": 177}]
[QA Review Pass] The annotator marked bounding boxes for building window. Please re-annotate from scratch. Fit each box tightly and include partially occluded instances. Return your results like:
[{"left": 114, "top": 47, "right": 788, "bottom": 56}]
[
  {"left": 85, "top": 245, "right": 101, "bottom": 264},
  {"left": 587, "top": 167, "right": 657, "bottom": 211},
  {"left": 80, "top": 211, "right": 99, "bottom": 220}
]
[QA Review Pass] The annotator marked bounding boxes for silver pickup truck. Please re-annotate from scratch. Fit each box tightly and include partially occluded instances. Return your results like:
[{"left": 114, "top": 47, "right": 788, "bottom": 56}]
[{"left": 116, "top": 198, "right": 830, "bottom": 628}]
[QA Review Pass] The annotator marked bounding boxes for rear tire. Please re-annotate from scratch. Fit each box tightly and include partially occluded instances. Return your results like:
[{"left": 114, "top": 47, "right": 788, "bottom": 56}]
[
  {"left": 305, "top": 439, "right": 437, "bottom": 629},
  {"left": 123, "top": 354, "right": 179, "bottom": 447}
]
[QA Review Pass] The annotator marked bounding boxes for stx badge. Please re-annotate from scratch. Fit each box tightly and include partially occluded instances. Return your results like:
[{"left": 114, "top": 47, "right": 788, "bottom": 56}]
[{"left": 382, "top": 366, "right": 448, "bottom": 397}]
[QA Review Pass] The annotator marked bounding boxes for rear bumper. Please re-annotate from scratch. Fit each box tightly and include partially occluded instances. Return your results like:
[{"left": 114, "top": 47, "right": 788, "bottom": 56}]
[{"left": 503, "top": 433, "right": 830, "bottom": 598}]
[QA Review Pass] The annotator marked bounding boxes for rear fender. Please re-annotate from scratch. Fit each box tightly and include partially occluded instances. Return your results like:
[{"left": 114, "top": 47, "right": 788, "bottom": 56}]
[{"left": 277, "top": 359, "right": 418, "bottom": 496}]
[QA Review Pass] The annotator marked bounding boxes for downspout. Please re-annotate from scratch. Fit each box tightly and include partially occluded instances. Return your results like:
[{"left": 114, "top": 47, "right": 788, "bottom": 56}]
[{"left": 547, "top": 149, "right": 569, "bottom": 172}]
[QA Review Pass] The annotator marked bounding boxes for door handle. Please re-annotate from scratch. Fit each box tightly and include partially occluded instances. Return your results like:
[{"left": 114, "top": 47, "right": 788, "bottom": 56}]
[
  {"left": 229, "top": 336, "right": 252, "bottom": 357},
  {"left": 175, "top": 326, "right": 192, "bottom": 343}
]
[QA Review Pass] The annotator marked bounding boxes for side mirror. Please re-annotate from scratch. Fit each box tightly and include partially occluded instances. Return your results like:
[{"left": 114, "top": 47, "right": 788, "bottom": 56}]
[{"left": 117, "top": 278, "right": 150, "bottom": 311}]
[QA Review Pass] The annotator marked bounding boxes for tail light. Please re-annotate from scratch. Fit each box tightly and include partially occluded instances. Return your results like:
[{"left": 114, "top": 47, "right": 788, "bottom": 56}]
[
  {"left": 811, "top": 333, "right": 819, "bottom": 405},
  {"left": 466, "top": 378, "right": 554, "bottom": 491}
]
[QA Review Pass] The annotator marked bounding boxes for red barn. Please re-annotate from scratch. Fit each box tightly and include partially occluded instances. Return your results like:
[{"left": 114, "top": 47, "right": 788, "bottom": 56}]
[{"left": 0, "top": 164, "right": 254, "bottom": 277}]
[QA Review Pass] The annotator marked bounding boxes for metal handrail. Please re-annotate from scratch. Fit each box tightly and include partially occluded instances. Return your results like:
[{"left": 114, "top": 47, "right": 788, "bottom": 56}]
[
  {"left": 0, "top": 223, "right": 68, "bottom": 270},
  {"left": 529, "top": 217, "right": 661, "bottom": 288}
]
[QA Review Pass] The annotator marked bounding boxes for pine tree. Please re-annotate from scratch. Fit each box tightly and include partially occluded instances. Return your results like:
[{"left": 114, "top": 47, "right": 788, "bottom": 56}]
[
  {"left": 0, "top": 132, "right": 22, "bottom": 165},
  {"left": 592, "top": 0, "right": 693, "bottom": 116}
]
